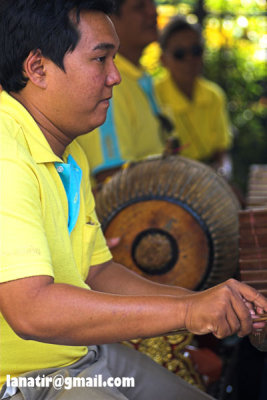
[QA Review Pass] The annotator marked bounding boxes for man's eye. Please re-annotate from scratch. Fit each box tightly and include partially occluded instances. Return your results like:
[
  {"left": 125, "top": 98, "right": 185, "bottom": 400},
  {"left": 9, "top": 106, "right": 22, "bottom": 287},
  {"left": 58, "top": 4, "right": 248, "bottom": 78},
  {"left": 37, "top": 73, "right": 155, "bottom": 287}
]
[{"left": 96, "top": 56, "right": 106, "bottom": 63}]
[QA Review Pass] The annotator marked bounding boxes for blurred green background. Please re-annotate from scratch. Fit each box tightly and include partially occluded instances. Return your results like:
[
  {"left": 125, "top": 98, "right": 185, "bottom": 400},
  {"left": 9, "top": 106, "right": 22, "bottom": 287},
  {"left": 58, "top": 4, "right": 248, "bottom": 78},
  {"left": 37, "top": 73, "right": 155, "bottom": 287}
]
[{"left": 141, "top": 0, "right": 267, "bottom": 194}]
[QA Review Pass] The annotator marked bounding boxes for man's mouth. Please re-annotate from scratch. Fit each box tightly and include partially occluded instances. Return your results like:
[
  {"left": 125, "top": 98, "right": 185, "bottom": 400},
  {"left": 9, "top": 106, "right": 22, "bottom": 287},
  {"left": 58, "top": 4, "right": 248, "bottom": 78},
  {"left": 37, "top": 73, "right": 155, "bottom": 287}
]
[{"left": 100, "top": 97, "right": 111, "bottom": 107}]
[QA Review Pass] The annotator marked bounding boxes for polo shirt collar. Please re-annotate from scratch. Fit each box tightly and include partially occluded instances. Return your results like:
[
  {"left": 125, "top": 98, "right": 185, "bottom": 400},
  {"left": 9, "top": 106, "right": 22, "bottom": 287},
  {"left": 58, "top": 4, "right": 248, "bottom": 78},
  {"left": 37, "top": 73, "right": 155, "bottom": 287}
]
[
  {"left": 0, "top": 91, "right": 62, "bottom": 164},
  {"left": 116, "top": 53, "right": 144, "bottom": 80},
  {"left": 166, "top": 74, "right": 210, "bottom": 111}
]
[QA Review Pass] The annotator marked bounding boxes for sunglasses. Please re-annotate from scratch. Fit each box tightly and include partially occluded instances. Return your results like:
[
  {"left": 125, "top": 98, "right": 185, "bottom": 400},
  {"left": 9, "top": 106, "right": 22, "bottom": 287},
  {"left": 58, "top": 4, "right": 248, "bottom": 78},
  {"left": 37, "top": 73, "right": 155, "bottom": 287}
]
[{"left": 171, "top": 44, "right": 203, "bottom": 61}]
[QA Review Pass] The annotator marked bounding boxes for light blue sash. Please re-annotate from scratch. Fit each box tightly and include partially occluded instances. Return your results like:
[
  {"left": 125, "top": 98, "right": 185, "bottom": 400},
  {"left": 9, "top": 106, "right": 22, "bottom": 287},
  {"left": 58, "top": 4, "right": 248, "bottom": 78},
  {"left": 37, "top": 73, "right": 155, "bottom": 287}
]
[
  {"left": 55, "top": 154, "right": 82, "bottom": 234},
  {"left": 94, "top": 99, "right": 125, "bottom": 175}
]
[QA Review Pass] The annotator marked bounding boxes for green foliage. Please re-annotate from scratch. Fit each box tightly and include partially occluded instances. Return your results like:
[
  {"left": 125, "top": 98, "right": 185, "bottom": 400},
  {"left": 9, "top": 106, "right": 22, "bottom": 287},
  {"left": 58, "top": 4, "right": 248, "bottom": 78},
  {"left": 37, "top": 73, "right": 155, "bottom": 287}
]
[
  {"left": 205, "top": 0, "right": 266, "bottom": 13},
  {"left": 203, "top": 41, "right": 267, "bottom": 192}
]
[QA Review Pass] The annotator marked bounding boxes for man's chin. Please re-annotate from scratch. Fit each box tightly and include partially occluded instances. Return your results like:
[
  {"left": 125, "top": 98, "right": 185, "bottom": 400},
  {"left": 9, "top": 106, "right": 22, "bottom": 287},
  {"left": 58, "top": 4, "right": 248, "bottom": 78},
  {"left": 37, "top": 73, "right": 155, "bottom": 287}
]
[
  {"left": 83, "top": 114, "right": 108, "bottom": 134},
  {"left": 98, "top": 112, "right": 109, "bottom": 127}
]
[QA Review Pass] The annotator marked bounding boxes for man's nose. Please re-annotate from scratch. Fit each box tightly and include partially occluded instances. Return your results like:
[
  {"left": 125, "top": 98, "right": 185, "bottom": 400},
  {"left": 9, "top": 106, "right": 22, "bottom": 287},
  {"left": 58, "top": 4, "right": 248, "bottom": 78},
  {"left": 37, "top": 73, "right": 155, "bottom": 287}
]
[{"left": 106, "top": 61, "right": 121, "bottom": 87}]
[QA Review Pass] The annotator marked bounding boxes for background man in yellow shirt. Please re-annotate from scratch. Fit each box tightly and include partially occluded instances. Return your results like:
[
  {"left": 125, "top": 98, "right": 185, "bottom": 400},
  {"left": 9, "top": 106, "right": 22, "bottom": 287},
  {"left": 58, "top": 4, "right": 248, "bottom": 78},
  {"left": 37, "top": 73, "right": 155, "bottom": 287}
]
[
  {"left": 0, "top": 1, "right": 266, "bottom": 399},
  {"left": 156, "top": 16, "right": 233, "bottom": 179}
]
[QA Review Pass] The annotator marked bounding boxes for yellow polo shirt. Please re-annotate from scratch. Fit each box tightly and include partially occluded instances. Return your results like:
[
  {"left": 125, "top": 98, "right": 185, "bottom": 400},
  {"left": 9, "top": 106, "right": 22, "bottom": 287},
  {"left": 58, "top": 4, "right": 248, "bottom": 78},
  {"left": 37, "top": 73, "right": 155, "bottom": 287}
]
[
  {"left": 155, "top": 74, "right": 232, "bottom": 161},
  {"left": 77, "top": 54, "right": 164, "bottom": 177},
  {"left": 0, "top": 91, "right": 112, "bottom": 388}
]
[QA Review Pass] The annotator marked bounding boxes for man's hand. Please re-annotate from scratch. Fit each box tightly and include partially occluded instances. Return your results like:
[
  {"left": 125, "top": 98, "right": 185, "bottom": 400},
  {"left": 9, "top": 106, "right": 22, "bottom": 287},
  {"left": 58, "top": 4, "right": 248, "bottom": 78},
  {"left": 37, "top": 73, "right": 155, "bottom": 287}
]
[{"left": 182, "top": 279, "right": 267, "bottom": 339}]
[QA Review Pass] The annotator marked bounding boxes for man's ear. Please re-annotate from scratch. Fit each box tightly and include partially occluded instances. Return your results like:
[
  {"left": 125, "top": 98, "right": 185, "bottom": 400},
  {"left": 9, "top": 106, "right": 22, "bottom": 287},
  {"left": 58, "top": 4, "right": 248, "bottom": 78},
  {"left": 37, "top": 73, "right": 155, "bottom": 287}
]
[{"left": 23, "top": 50, "right": 47, "bottom": 89}]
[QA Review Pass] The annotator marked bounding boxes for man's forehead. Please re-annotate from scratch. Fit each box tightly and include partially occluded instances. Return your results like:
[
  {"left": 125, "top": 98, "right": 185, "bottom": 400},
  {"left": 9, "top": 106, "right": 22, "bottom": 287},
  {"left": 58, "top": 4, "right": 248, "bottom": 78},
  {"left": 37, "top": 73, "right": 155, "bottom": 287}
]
[{"left": 77, "top": 11, "right": 119, "bottom": 49}]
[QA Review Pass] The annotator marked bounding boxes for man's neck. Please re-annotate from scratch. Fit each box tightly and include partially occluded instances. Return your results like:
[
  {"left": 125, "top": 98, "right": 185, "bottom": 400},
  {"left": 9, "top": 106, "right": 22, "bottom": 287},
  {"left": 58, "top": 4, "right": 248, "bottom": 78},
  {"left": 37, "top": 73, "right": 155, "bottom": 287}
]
[
  {"left": 174, "top": 78, "right": 195, "bottom": 101},
  {"left": 11, "top": 91, "right": 70, "bottom": 158},
  {"left": 118, "top": 46, "right": 143, "bottom": 67}
]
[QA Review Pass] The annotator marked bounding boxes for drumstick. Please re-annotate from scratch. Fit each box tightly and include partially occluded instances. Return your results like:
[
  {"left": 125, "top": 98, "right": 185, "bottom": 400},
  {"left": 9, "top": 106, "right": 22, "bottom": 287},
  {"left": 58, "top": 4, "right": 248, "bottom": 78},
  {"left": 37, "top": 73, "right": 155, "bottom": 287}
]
[
  {"left": 148, "top": 313, "right": 267, "bottom": 338},
  {"left": 253, "top": 313, "right": 267, "bottom": 323}
]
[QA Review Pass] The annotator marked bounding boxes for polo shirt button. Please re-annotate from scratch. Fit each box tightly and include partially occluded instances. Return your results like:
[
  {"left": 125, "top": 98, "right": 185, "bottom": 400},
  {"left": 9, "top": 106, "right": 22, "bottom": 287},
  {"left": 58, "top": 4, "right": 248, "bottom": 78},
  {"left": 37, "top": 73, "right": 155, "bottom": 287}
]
[{"left": 57, "top": 166, "right": 64, "bottom": 173}]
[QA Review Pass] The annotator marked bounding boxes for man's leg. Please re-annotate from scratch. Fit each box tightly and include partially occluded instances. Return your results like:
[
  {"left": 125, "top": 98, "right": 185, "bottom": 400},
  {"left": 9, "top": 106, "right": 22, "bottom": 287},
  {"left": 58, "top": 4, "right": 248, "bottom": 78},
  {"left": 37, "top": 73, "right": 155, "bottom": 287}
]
[{"left": 101, "top": 343, "right": 216, "bottom": 400}]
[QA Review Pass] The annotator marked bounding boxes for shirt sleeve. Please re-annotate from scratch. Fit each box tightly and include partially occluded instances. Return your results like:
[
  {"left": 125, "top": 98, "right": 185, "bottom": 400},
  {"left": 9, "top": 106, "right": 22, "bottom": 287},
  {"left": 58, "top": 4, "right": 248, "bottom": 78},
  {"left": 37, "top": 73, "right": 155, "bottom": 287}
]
[{"left": 0, "top": 153, "right": 54, "bottom": 283}]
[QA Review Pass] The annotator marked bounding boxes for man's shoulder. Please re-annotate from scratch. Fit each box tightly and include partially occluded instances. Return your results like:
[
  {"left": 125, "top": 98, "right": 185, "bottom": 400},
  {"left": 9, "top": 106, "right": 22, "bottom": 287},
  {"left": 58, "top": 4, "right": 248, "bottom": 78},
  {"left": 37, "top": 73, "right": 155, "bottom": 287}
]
[
  {"left": 0, "top": 106, "right": 21, "bottom": 136},
  {"left": 155, "top": 74, "right": 184, "bottom": 104},
  {"left": 198, "top": 77, "right": 225, "bottom": 99},
  {"left": 0, "top": 92, "right": 30, "bottom": 154},
  {"left": 154, "top": 77, "right": 164, "bottom": 97},
  {"left": 155, "top": 74, "right": 169, "bottom": 88},
  {"left": 116, "top": 54, "right": 143, "bottom": 80},
  {"left": 0, "top": 111, "right": 24, "bottom": 155},
  {"left": 0, "top": 109, "right": 38, "bottom": 170}
]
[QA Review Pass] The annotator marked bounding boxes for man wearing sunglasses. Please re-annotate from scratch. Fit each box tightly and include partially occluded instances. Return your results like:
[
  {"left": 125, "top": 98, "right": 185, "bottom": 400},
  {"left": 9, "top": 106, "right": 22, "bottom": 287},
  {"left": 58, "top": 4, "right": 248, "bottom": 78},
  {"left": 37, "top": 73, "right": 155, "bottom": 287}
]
[{"left": 156, "top": 16, "right": 233, "bottom": 180}]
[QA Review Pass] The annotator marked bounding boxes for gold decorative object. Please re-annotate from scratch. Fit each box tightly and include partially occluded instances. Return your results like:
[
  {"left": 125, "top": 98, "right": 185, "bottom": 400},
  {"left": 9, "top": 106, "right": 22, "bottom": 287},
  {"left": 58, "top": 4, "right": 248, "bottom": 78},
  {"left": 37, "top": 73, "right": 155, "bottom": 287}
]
[{"left": 123, "top": 333, "right": 205, "bottom": 391}]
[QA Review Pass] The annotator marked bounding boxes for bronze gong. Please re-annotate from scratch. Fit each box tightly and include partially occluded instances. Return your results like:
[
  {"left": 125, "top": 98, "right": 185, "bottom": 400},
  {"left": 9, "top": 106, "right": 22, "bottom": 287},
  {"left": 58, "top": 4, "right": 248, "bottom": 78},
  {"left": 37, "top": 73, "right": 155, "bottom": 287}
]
[{"left": 95, "top": 156, "right": 240, "bottom": 290}]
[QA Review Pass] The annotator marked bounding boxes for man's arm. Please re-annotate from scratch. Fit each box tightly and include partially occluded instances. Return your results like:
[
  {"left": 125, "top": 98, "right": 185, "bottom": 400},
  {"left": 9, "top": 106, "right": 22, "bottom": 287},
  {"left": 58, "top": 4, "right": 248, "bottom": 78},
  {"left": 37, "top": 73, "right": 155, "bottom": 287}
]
[
  {"left": 87, "top": 260, "right": 267, "bottom": 335},
  {"left": 1, "top": 260, "right": 267, "bottom": 348},
  {"left": 0, "top": 274, "right": 191, "bottom": 346},
  {"left": 86, "top": 260, "right": 193, "bottom": 296}
]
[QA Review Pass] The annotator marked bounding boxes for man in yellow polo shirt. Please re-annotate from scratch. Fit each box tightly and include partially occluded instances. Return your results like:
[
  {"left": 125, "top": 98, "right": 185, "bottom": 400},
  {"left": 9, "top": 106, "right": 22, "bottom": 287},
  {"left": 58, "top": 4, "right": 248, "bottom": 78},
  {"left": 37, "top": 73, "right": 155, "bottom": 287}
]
[
  {"left": 155, "top": 16, "right": 233, "bottom": 179},
  {"left": 1, "top": 1, "right": 267, "bottom": 400}
]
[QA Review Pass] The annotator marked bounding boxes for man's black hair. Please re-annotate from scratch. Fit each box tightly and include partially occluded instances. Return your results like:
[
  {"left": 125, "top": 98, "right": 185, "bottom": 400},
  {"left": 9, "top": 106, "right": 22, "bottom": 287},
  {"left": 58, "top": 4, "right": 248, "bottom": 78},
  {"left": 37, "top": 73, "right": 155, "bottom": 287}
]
[
  {"left": 0, "top": 0, "right": 115, "bottom": 92},
  {"left": 159, "top": 16, "right": 202, "bottom": 51}
]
